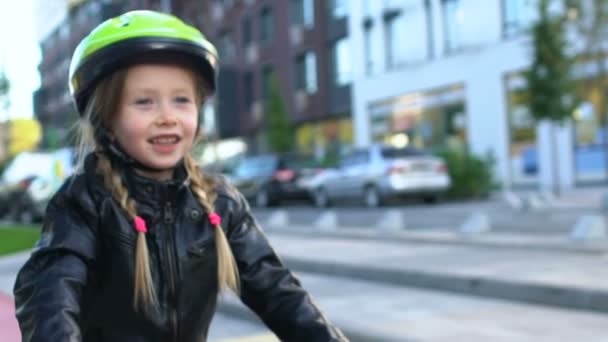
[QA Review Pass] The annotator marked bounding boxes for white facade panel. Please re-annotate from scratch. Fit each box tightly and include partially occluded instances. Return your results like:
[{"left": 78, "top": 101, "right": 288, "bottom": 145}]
[{"left": 348, "top": 0, "right": 581, "bottom": 190}]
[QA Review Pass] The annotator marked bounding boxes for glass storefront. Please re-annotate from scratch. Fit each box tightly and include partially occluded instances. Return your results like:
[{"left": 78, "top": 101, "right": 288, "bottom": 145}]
[
  {"left": 367, "top": 84, "right": 467, "bottom": 153},
  {"left": 505, "top": 73, "right": 538, "bottom": 186},
  {"left": 507, "top": 71, "right": 608, "bottom": 184},
  {"left": 573, "top": 79, "right": 608, "bottom": 183},
  {"left": 295, "top": 118, "right": 353, "bottom": 166}
]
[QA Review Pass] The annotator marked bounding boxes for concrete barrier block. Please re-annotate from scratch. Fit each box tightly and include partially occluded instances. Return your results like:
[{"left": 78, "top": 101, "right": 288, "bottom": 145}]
[
  {"left": 526, "top": 193, "right": 546, "bottom": 210},
  {"left": 314, "top": 210, "right": 338, "bottom": 231},
  {"left": 377, "top": 209, "right": 405, "bottom": 231},
  {"left": 570, "top": 215, "right": 607, "bottom": 241},
  {"left": 265, "top": 210, "right": 289, "bottom": 229},
  {"left": 503, "top": 191, "right": 523, "bottom": 210},
  {"left": 459, "top": 212, "right": 491, "bottom": 234},
  {"left": 540, "top": 191, "right": 556, "bottom": 205}
]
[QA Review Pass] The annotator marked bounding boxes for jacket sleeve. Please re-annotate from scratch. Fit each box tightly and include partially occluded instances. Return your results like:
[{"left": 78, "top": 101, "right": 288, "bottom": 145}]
[
  {"left": 13, "top": 184, "right": 99, "bottom": 342},
  {"left": 226, "top": 192, "right": 348, "bottom": 342}
]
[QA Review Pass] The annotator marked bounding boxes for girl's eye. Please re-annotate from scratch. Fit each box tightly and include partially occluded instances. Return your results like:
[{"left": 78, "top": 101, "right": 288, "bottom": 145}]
[
  {"left": 134, "top": 98, "right": 153, "bottom": 106},
  {"left": 175, "top": 96, "right": 192, "bottom": 104}
]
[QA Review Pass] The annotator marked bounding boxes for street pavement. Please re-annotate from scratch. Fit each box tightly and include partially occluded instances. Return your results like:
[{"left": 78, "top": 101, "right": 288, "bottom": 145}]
[
  {"left": 219, "top": 272, "right": 608, "bottom": 341},
  {"left": 208, "top": 313, "right": 277, "bottom": 342},
  {"left": 264, "top": 231, "right": 608, "bottom": 312}
]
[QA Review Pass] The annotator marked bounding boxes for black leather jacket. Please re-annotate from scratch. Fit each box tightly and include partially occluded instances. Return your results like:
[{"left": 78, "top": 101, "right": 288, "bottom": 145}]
[{"left": 13, "top": 154, "right": 347, "bottom": 342}]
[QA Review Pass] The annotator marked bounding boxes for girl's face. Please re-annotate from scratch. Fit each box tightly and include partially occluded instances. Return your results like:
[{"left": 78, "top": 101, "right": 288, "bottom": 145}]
[{"left": 112, "top": 64, "right": 199, "bottom": 180}]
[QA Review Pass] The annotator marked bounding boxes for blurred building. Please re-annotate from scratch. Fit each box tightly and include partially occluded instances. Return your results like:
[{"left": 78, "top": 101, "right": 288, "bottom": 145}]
[
  {"left": 33, "top": 0, "right": 169, "bottom": 148},
  {"left": 348, "top": 0, "right": 604, "bottom": 190},
  {"left": 34, "top": 0, "right": 353, "bottom": 158},
  {"left": 178, "top": 0, "right": 353, "bottom": 155}
]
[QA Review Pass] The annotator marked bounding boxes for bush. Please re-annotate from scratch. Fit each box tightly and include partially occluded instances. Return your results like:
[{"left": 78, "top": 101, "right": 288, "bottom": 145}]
[{"left": 435, "top": 148, "right": 496, "bottom": 199}]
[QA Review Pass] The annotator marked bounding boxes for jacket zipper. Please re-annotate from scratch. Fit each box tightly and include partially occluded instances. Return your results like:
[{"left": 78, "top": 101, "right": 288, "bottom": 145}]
[{"left": 163, "top": 201, "right": 179, "bottom": 341}]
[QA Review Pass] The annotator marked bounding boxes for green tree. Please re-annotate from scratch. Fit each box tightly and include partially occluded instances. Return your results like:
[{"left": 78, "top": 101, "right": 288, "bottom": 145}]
[
  {"left": 265, "top": 72, "right": 293, "bottom": 153},
  {"left": 525, "top": 0, "right": 578, "bottom": 195}
]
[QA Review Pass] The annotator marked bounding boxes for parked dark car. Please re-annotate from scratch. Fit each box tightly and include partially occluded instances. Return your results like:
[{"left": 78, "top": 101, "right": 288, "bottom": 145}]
[
  {"left": 229, "top": 153, "right": 322, "bottom": 207},
  {"left": 0, "top": 176, "right": 37, "bottom": 221}
]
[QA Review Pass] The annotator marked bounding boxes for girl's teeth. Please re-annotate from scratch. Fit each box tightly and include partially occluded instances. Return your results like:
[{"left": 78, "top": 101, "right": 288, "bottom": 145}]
[{"left": 153, "top": 137, "right": 178, "bottom": 144}]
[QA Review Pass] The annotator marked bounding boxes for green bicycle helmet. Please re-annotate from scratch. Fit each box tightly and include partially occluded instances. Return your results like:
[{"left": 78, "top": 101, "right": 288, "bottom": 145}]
[{"left": 69, "top": 10, "right": 218, "bottom": 115}]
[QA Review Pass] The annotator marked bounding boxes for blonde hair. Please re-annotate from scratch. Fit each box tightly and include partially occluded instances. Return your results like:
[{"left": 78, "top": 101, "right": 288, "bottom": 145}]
[{"left": 75, "top": 65, "right": 239, "bottom": 310}]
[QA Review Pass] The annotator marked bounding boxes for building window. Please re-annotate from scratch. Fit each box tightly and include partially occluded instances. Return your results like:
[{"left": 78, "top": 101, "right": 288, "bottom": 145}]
[
  {"left": 295, "top": 52, "right": 318, "bottom": 94},
  {"left": 363, "top": 0, "right": 372, "bottom": 16},
  {"left": 218, "top": 31, "right": 236, "bottom": 62},
  {"left": 384, "top": 0, "right": 404, "bottom": 8},
  {"left": 242, "top": 16, "right": 252, "bottom": 48},
  {"left": 331, "top": 37, "right": 351, "bottom": 86},
  {"left": 384, "top": 1, "right": 430, "bottom": 69},
  {"left": 262, "top": 65, "right": 274, "bottom": 99},
  {"left": 216, "top": 0, "right": 234, "bottom": 8},
  {"left": 503, "top": 0, "right": 539, "bottom": 38},
  {"left": 243, "top": 72, "right": 254, "bottom": 109},
  {"left": 291, "top": 0, "right": 315, "bottom": 29},
  {"left": 329, "top": 0, "right": 347, "bottom": 19},
  {"left": 425, "top": 0, "right": 434, "bottom": 58},
  {"left": 363, "top": 25, "right": 381, "bottom": 75},
  {"left": 442, "top": 0, "right": 497, "bottom": 52},
  {"left": 260, "top": 7, "right": 274, "bottom": 44},
  {"left": 442, "top": 0, "right": 463, "bottom": 51},
  {"left": 385, "top": 13, "right": 406, "bottom": 69}
]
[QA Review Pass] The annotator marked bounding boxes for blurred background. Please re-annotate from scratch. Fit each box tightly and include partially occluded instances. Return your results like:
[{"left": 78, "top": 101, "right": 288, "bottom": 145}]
[{"left": 1, "top": 0, "right": 608, "bottom": 341}]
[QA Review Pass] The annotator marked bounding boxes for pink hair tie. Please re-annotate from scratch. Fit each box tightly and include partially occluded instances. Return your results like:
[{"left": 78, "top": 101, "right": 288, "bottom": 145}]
[
  {"left": 134, "top": 216, "right": 147, "bottom": 233},
  {"left": 208, "top": 213, "right": 221, "bottom": 226}
]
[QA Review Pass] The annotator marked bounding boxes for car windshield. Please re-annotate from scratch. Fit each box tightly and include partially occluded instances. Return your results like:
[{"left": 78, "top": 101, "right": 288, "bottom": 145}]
[
  {"left": 280, "top": 155, "right": 319, "bottom": 169},
  {"left": 234, "top": 156, "right": 278, "bottom": 178},
  {"left": 380, "top": 147, "right": 425, "bottom": 159}
]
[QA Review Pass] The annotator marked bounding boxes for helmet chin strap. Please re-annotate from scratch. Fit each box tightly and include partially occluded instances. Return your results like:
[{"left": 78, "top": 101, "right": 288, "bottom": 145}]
[{"left": 95, "top": 127, "right": 177, "bottom": 174}]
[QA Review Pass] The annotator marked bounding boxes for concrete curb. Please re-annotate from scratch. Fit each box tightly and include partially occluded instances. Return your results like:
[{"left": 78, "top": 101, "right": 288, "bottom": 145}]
[
  {"left": 265, "top": 226, "right": 608, "bottom": 255},
  {"left": 215, "top": 301, "right": 415, "bottom": 342},
  {"left": 281, "top": 257, "right": 608, "bottom": 314}
]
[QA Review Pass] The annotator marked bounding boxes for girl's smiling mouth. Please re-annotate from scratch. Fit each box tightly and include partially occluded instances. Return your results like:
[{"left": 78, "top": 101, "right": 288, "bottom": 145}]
[{"left": 148, "top": 134, "right": 182, "bottom": 145}]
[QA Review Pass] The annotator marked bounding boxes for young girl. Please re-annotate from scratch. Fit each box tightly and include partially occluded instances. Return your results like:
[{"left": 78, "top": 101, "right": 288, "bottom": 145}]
[{"left": 13, "top": 10, "right": 347, "bottom": 342}]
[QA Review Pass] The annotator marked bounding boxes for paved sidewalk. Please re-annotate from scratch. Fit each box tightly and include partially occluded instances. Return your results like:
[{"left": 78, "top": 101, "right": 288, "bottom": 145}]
[
  {"left": 265, "top": 225, "right": 608, "bottom": 255},
  {"left": 0, "top": 292, "right": 19, "bottom": 342},
  {"left": 0, "top": 251, "right": 28, "bottom": 342},
  {"left": 264, "top": 232, "right": 608, "bottom": 313},
  {"left": 219, "top": 272, "right": 608, "bottom": 341}
]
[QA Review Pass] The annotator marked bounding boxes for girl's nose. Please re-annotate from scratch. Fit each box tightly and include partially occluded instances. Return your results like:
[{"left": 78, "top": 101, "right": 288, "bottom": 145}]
[{"left": 156, "top": 102, "right": 177, "bottom": 126}]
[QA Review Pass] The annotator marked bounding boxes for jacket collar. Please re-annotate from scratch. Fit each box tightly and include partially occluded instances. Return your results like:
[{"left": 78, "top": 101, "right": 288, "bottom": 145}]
[{"left": 84, "top": 152, "right": 190, "bottom": 208}]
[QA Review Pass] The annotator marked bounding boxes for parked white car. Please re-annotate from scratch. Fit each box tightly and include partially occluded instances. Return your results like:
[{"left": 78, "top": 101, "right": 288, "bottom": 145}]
[
  {"left": 310, "top": 145, "right": 451, "bottom": 207},
  {"left": 1, "top": 148, "right": 75, "bottom": 222}
]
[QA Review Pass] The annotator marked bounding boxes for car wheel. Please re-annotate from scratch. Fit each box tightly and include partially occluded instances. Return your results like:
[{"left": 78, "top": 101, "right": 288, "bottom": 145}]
[
  {"left": 314, "top": 187, "right": 330, "bottom": 208},
  {"left": 423, "top": 195, "right": 439, "bottom": 204},
  {"left": 363, "top": 186, "right": 381, "bottom": 208}
]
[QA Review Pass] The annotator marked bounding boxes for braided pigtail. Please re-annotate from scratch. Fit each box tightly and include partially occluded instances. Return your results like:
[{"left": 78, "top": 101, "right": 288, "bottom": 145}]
[
  {"left": 184, "top": 154, "right": 240, "bottom": 294},
  {"left": 97, "top": 151, "right": 158, "bottom": 309}
]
